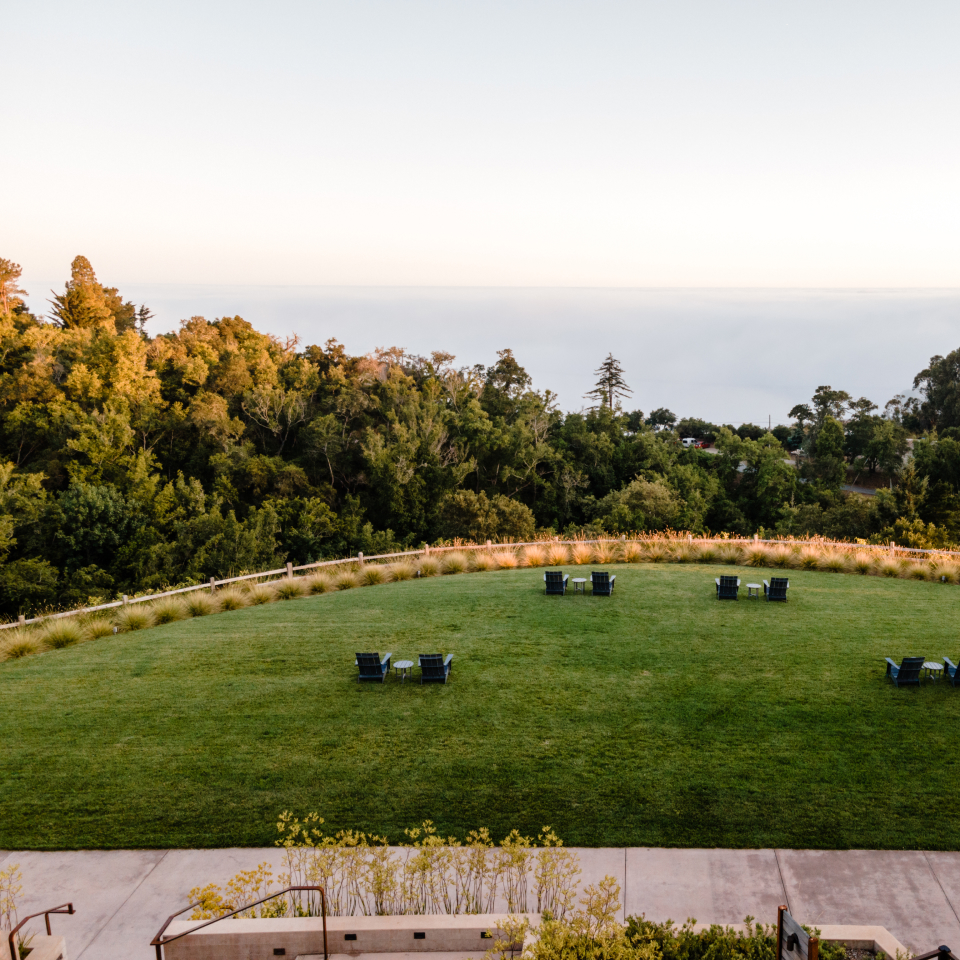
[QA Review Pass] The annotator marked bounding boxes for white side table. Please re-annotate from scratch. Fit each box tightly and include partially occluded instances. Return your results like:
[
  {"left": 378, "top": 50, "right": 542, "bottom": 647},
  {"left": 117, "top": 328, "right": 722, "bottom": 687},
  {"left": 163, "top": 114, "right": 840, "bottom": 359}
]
[
  {"left": 746, "top": 583, "right": 761, "bottom": 599},
  {"left": 572, "top": 578, "right": 587, "bottom": 594},
  {"left": 394, "top": 659, "right": 414, "bottom": 683},
  {"left": 923, "top": 661, "right": 943, "bottom": 682}
]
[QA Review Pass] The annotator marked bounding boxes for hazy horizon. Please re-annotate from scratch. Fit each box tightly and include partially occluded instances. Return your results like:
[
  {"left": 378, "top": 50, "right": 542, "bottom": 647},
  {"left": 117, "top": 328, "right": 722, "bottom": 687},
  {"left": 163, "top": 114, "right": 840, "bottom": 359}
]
[{"left": 22, "top": 281, "right": 957, "bottom": 423}]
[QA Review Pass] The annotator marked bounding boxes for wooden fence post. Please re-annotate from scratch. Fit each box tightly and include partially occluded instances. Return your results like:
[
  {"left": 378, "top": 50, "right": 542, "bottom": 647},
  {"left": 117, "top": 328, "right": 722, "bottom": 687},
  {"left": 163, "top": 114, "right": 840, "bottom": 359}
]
[
  {"left": 286, "top": 562, "right": 294, "bottom": 578},
  {"left": 209, "top": 577, "right": 216, "bottom": 593},
  {"left": 486, "top": 540, "right": 492, "bottom": 547},
  {"left": 18, "top": 614, "right": 25, "bottom": 626},
  {"left": 122, "top": 595, "right": 129, "bottom": 605},
  {"left": 890, "top": 540, "right": 896, "bottom": 555},
  {"left": 357, "top": 553, "right": 364, "bottom": 566}
]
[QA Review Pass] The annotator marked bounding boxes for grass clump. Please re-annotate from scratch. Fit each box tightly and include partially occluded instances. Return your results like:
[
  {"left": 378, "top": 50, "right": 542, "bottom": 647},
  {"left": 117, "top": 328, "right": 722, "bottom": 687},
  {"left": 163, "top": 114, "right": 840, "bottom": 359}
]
[
  {"left": 115, "top": 606, "right": 154, "bottom": 632},
  {"left": 878, "top": 558, "right": 900, "bottom": 578},
  {"left": 334, "top": 569, "right": 361, "bottom": 590},
  {"left": 472, "top": 553, "right": 496, "bottom": 572},
  {"left": 275, "top": 578, "right": 308, "bottom": 599},
  {"left": 571, "top": 543, "right": 593, "bottom": 565},
  {"left": 798, "top": 547, "right": 820, "bottom": 570},
  {"left": 360, "top": 565, "right": 388, "bottom": 586},
  {"left": 42, "top": 620, "right": 84, "bottom": 649},
  {"left": 547, "top": 542, "right": 570, "bottom": 565},
  {"left": 304, "top": 574, "right": 333, "bottom": 595},
  {"left": 522, "top": 545, "right": 547, "bottom": 568},
  {"left": 441, "top": 552, "right": 470, "bottom": 574},
  {"left": 217, "top": 589, "right": 249, "bottom": 611},
  {"left": 83, "top": 616, "right": 116, "bottom": 640},
  {"left": 492, "top": 550, "right": 519, "bottom": 569},
  {"left": 593, "top": 541, "right": 617, "bottom": 564},
  {"left": 387, "top": 562, "right": 416, "bottom": 581},
  {"left": 745, "top": 547, "right": 769, "bottom": 567},
  {"left": 1, "top": 631, "right": 38, "bottom": 660},
  {"left": 820, "top": 550, "right": 848, "bottom": 574},
  {"left": 151, "top": 598, "right": 188, "bottom": 624},
  {"left": 418, "top": 557, "right": 441, "bottom": 577},
  {"left": 186, "top": 593, "right": 219, "bottom": 616},
  {"left": 642, "top": 543, "right": 669, "bottom": 564},
  {"left": 852, "top": 552, "right": 874, "bottom": 575}
]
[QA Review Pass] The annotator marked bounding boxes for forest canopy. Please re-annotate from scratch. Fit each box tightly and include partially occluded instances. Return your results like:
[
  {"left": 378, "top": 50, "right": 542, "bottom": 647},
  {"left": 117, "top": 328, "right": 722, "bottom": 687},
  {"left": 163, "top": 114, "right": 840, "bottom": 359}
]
[{"left": 1, "top": 255, "right": 960, "bottom": 615}]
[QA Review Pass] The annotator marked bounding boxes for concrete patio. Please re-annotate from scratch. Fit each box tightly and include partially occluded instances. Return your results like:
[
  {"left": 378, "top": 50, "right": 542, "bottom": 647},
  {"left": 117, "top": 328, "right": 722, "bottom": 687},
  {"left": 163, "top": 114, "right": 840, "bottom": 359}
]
[{"left": 3, "top": 846, "right": 959, "bottom": 959}]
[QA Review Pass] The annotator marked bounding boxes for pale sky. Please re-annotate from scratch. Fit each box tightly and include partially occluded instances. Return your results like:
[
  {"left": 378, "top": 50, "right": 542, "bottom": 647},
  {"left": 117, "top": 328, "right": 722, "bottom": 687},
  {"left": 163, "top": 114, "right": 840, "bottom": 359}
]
[{"left": 7, "top": 1, "right": 960, "bottom": 288}]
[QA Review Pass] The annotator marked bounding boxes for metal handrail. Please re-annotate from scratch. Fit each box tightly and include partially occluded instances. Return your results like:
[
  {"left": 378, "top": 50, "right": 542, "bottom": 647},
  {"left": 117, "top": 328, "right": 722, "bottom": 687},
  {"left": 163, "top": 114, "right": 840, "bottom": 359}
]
[
  {"left": 150, "top": 885, "right": 326, "bottom": 960},
  {"left": 7, "top": 903, "right": 74, "bottom": 960}
]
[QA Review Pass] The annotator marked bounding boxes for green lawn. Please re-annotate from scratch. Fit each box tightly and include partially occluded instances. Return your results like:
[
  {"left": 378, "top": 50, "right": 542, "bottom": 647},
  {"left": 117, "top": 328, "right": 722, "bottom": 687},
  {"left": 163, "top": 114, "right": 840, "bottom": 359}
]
[{"left": 2, "top": 564, "right": 960, "bottom": 850}]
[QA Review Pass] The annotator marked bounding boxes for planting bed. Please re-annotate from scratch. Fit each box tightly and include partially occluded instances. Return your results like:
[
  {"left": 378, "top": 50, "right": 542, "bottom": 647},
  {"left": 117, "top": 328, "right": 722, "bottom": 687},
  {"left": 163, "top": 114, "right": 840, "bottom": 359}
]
[{"left": 2, "top": 563, "right": 959, "bottom": 850}]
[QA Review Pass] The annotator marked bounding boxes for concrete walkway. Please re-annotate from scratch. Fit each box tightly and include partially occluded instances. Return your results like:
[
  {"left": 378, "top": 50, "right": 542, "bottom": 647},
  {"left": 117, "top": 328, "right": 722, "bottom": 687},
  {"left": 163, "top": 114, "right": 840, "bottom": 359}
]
[{"left": 4, "top": 847, "right": 960, "bottom": 959}]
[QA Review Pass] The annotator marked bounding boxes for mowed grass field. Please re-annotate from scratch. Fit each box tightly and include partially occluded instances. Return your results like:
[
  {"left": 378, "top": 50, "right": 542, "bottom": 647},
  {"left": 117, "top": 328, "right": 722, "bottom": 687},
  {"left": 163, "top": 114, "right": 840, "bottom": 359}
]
[{"left": 2, "top": 563, "right": 960, "bottom": 850}]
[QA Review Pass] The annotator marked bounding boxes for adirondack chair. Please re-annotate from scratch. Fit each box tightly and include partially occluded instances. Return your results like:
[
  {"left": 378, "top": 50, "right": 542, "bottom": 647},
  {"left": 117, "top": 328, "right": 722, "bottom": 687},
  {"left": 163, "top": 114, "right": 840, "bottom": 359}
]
[
  {"left": 544, "top": 571, "right": 569, "bottom": 595},
  {"left": 885, "top": 656, "right": 925, "bottom": 687},
  {"left": 763, "top": 577, "right": 790, "bottom": 601},
  {"left": 419, "top": 653, "right": 453, "bottom": 684},
  {"left": 356, "top": 652, "right": 392, "bottom": 683},
  {"left": 715, "top": 576, "right": 740, "bottom": 600},
  {"left": 591, "top": 571, "right": 616, "bottom": 596},
  {"left": 944, "top": 657, "right": 960, "bottom": 686}
]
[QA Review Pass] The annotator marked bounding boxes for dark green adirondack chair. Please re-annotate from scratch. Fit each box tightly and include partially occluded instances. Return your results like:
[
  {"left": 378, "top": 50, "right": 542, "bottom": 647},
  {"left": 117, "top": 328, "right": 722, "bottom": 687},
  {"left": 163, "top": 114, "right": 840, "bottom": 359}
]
[
  {"left": 715, "top": 576, "right": 740, "bottom": 600},
  {"left": 591, "top": 572, "right": 615, "bottom": 596},
  {"left": 885, "top": 656, "right": 924, "bottom": 688},
  {"left": 419, "top": 653, "right": 453, "bottom": 684},
  {"left": 544, "top": 571, "right": 569, "bottom": 595},
  {"left": 357, "top": 652, "right": 392, "bottom": 683},
  {"left": 763, "top": 577, "right": 789, "bottom": 601}
]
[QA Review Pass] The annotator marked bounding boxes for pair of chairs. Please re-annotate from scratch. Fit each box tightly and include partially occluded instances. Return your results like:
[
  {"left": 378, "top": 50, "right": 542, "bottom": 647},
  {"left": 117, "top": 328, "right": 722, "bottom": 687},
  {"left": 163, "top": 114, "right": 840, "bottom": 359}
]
[
  {"left": 885, "top": 656, "right": 960, "bottom": 687},
  {"left": 544, "top": 571, "right": 616, "bottom": 596},
  {"left": 715, "top": 576, "right": 789, "bottom": 601},
  {"left": 356, "top": 652, "right": 453, "bottom": 684}
]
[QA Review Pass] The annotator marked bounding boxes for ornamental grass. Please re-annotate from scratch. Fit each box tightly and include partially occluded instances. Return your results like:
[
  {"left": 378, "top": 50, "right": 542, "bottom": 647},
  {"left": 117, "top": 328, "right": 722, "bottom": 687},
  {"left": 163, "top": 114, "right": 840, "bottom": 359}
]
[
  {"left": 41, "top": 619, "right": 83, "bottom": 650},
  {"left": 186, "top": 592, "right": 220, "bottom": 615},
  {"left": 246, "top": 582, "right": 278, "bottom": 604},
  {"left": 547, "top": 542, "right": 570, "bottom": 565},
  {"left": 472, "top": 553, "right": 497, "bottom": 572},
  {"left": 217, "top": 588, "right": 249, "bottom": 611},
  {"left": 418, "top": 557, "right": 441, "bottom": 577},
  {"left": 744, "top": 547, "right": 770, "bottom": 568},
  {"left": 820, "top": 550, "right": 848, "bottom": 574},
  {"left": 798, "top": 547, "right": 820, "bottom": 570},
  {"left": 387, "top": 562, "right": 416, "bottom": 581},
  {"left": 592, "top": 541, "right": 617, "bottom": 564},
  {"left": 852, "top": 551, "right": 874, "bottom": 575},
  {"left": 275, "top": 578, "right": 308, "bottom": 598},
  {"left": 359, "top": 565, "right": 388, "bottom": 586},
  {"left": 621, "top": 541, "right": 643, "bottom": 563},
  {"left": 642, "top": 542, "right": 670, "bottom": 564},
  {"left": 303, "top": 574, "right": 333, "bottom": 595},
  {"left": 570, "top": 543, "right": 593, "bottom": 565},
  {"left": 151, "top": 598, "right": 188, "bottom": 624},
  {"left": 334, "top": 569, "right": 361, "bottom": 590},
  {"left": 441, "top": 552, "right": 470, "bottom": 574},
  {"left": 492, "top": 550, "right": 519, "bottom": 569},
  {"left": 521, "top": 544, "right": 548, "bottom": 568},
  {"left": 878, "top": 558, "right": 900, "bottom": 577},
  {"left": 82, "top": 616, "right": 115, "bottom": 640},
  {"left": 115, "top": 606, "right": 154, "bottom": 632},
  {"left": 1, "top": 632, "right": 38, "bottom": 660}
]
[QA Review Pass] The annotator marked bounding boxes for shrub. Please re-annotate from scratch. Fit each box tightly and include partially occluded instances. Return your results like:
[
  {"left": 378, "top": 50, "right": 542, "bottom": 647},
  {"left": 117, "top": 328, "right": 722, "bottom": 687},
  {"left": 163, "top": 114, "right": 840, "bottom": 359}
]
[
  {"left": 672, "top": 545, "right": 695, "bottom": 564},
  {"left": 798, "top": 547, "right": 820, "bottom": 570},
  {"left": 334, "top": 569, "right": 360, "bottom": 590},
  {"left": 571, "top": 543, "right": 593, "bottom": 565},
  {"left": 852, "top": 551, "right": 874, "bottom": 575},
  {"left": 620, "top": 542, "right": 643, "bottom": 563},
  {"left": 522, "top": 545, "right": 547, "bottom": 568},
  {"left": 217, "top": 589, "right": 249, "bottom": 611},
  {"left": 697, "top": 545, "right": 718, "bottom": 563},
  {"left": 303, "top": 574, "right": 333, "bottom": 595},
  {"left": 441, "top": 552, "right": 470, "bottom": 574},
  {"left": 83, "top": 616, "right": 116, "bottom": 640},
  {"left": 2, "top": 632, "right": 38, "bottom": 660},
  {"left": 186, "top": 592, "right": 219, "bottom": 616},
  {"left": 492, "top": 550, "right": 519, "bottom": 569},
  {"left": 547, "top": 542, "right": 570, "bottom": 565},
  {"left": 387, "top": 562, "right": 415, "bottom": 581},
  {"left": 472, "top": 553, "right": 496, "bottom": 572},
  {"left": 418, "top": 557, "right": 441, "bottom": 577},
  {"left": 151, "top": 598, "right": 188, "bottom": 624},
  {"left": 907, "top": 562, "right": 929, "bottom": 581},
  {"left": 115, "top": 606, "right": 154, "bottom": 631}
]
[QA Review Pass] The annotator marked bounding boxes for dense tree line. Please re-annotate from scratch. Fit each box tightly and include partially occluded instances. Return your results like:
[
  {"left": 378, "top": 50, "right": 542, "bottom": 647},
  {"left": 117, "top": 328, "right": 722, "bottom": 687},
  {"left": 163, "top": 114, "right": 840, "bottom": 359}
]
[{"left": 2, "top": 255, "right": 960, "bottom": 615}]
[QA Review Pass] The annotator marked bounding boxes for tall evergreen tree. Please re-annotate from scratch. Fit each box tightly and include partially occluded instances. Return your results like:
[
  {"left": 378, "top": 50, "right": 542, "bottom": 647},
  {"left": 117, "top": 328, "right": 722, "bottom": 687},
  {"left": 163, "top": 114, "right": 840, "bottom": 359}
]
[
  {"left": 0, "top": 259, "right": 27, "bottom": 314},
  {"left": 585, "top": 353, "right": 632, "bottom": 409}
]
